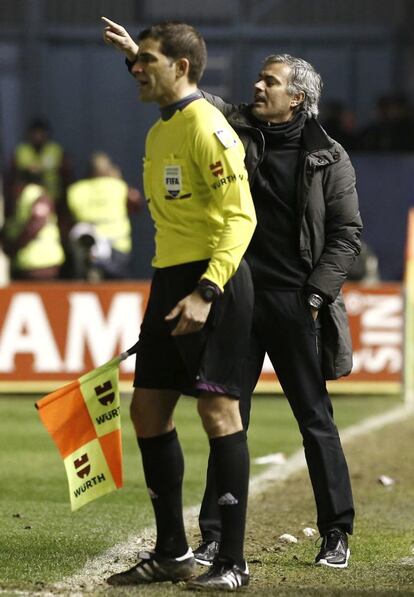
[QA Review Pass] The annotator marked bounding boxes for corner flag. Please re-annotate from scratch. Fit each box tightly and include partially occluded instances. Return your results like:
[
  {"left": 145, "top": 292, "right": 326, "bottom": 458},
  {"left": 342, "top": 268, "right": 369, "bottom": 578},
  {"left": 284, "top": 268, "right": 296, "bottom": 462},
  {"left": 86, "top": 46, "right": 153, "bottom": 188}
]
[{"left": 35, "top": 353, "right": 128, "bottom": 511}]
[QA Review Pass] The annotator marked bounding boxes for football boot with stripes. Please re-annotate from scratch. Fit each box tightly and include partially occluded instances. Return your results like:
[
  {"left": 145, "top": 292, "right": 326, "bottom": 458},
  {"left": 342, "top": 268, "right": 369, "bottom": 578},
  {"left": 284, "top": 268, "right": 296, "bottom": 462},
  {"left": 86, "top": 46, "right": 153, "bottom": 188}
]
[
  {"left": 187, "top": 558, "right": 249, "bottom": 591},
  {"left": 315, "top": 528, "right": 350, "bottom": 568},
  {"left": 193, "top": 540, "right": 219, "bottom": 566},
  {"left": 107, "top": 548, "right": 195, "bottom": 585}
]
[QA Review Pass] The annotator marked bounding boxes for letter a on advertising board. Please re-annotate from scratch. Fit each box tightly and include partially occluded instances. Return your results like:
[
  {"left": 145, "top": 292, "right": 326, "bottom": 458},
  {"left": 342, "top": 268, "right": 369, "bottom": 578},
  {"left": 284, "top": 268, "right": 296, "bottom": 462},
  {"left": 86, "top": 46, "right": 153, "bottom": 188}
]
[{"left": 35, "top": 355, "right": 125, "bottom": 510}]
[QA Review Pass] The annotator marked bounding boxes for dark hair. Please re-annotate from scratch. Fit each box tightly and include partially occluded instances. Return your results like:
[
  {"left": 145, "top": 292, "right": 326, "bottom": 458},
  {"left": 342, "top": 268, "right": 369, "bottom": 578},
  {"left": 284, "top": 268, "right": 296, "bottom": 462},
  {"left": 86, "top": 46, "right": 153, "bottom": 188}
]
[{"left": 138, "top": 22, "right": 207, "bottom": 84}]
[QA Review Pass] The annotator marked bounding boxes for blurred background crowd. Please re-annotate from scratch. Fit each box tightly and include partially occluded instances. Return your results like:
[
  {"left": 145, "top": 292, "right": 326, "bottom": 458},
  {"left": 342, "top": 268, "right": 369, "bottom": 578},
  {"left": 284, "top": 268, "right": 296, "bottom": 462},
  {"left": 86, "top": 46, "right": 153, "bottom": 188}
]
[
  {"left": 1, "top": 118, "right": 143, "bottom": 282},
  {"left": 1, "top": 0, "right": 414, "bottom": 284}
]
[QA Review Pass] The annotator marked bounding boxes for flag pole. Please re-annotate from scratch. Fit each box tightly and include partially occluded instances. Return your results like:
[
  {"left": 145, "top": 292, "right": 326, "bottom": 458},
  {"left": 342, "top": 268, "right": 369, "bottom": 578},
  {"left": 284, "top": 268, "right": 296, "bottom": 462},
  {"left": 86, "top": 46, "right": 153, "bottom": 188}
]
[{"left": 118, "top": 341, "right": 139, "bottom": 362}]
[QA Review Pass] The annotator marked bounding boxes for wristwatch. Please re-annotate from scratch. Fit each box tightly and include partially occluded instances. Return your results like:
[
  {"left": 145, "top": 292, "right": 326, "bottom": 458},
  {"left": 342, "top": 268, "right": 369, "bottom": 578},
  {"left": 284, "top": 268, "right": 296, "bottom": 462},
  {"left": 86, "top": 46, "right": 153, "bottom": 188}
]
[
  {"left": 307, "top": 293, "right": 324, "bottom": 310},
  {"left": 196, "top": 279, "right": 221, "bottom": 303}
]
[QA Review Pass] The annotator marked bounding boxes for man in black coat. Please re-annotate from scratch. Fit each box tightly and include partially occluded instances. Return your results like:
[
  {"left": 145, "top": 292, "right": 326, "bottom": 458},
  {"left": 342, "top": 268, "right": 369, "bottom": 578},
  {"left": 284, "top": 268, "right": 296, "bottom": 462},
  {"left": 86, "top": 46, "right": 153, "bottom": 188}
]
[
  {"left": 196, "top": 54, "right": 362, "bottom": 570},
  {"left": 102, "top": 21, "right": 362, "bottom": 570}
]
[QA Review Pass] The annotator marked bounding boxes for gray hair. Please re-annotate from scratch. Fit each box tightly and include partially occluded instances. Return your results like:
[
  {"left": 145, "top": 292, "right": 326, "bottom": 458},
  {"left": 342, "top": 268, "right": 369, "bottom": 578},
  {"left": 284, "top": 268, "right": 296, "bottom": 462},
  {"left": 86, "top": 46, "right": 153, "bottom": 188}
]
[{"left": 264, "top": 54, "right": 322, "bottom": 117}]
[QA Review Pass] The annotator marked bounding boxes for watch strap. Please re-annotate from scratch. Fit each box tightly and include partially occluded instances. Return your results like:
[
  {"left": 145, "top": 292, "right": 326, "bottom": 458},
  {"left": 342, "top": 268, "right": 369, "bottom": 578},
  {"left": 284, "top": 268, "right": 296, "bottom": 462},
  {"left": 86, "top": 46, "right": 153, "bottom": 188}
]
[{"left": 197, "top": 279, "right": 222, "bottom": 302}]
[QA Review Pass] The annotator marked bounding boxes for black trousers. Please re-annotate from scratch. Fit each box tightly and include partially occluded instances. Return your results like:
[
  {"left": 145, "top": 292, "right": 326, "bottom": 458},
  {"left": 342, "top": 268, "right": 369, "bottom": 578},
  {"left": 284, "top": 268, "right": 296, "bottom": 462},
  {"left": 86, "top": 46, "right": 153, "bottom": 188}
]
[
  {"left": 199, "top": 289, "right": 355, "bottom": 540},
  {"left": 134, "top": 259, "right": 253, "bottom": 397}
]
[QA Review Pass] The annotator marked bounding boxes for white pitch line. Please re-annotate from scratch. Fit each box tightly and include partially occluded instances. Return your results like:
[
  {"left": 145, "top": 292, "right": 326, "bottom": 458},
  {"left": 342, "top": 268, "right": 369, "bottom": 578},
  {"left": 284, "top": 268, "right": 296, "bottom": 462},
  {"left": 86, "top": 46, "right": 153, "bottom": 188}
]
[
  {"left": 54, "top": 402, "right": 414, "bottom": 593},
  {"left": 249, "top": 402, "right": 414, "bottom": 497}
]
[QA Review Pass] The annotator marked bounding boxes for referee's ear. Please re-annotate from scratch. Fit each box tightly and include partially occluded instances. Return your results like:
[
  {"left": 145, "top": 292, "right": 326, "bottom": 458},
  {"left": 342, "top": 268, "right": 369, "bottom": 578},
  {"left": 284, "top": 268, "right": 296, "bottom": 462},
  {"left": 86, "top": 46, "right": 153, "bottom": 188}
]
[{"left": 175, "top": 57, "right": 190, "bottom": 80}]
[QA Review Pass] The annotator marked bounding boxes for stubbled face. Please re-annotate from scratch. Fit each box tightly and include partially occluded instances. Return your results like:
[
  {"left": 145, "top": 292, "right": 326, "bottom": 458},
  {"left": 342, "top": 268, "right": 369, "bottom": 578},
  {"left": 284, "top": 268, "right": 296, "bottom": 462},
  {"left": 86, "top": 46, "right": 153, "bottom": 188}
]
[
  {"left": 251, "top": 62, "right": 303, "bottom": 124},
  {"left": 131, "top": 38, "right": 177, "bottom": 106}
]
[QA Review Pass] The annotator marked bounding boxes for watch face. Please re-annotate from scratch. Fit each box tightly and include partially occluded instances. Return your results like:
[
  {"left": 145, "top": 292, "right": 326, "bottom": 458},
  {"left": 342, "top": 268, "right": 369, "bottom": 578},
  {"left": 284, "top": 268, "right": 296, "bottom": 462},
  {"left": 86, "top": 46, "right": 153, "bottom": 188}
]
[
  {"left": 201, "top": 287, "right": 215, "bottom": 302},
  {"left": 308, "top": 294, "right": 323, "bottom": 309}
]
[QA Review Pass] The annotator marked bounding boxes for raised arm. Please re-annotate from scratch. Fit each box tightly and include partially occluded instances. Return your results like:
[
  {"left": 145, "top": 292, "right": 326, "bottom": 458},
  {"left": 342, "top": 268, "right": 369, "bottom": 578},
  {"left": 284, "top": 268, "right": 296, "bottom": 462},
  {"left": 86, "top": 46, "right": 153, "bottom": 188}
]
[
  {"left": 101, "top": 16, "right": 139, "bottom": 62},
  {"left": 101, "top": 17, "right": 245, "bottom": 120}
]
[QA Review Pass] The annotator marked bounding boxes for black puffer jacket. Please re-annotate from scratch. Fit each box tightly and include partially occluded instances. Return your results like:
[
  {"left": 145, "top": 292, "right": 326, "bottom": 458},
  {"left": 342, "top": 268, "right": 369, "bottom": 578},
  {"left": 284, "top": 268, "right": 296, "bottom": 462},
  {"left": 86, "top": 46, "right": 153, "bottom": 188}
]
[{"left": 201, "top": 92, "right": 363, "bottom": 380}]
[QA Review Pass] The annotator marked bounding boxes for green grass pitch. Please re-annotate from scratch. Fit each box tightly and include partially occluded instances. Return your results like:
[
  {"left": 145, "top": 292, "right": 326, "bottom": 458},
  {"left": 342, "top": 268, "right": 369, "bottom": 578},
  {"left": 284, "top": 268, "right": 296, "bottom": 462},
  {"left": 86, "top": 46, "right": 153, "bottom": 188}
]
[{"left": 0, "top": 393, "right": 413, "bottom": 595}]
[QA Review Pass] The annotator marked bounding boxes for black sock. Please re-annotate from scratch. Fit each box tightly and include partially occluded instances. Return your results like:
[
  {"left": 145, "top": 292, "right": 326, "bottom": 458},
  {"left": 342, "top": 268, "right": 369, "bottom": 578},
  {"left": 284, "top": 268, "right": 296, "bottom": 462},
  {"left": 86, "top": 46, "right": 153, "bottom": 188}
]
[
  {"left": 138, "top": 428, "right": 188, "bottom": 558},
  {"left": 209, "top": 430, "right": 249, "bottom": 567}
]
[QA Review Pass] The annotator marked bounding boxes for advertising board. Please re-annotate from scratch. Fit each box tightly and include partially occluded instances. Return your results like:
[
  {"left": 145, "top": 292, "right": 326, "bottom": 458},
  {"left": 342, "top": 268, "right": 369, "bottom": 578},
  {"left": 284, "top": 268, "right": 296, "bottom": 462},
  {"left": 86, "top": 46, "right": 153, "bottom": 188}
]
[{"left": 0, "top": 282, "right": 403, "bottom": 393}]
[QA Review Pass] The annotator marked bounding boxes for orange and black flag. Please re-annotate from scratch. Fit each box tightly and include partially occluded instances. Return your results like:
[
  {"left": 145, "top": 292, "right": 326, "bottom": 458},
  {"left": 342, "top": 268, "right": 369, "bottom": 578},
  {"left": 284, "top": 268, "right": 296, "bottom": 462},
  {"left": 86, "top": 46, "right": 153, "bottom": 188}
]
[{"left": 35, "top": 351, "right": 132, "bottom": 511}]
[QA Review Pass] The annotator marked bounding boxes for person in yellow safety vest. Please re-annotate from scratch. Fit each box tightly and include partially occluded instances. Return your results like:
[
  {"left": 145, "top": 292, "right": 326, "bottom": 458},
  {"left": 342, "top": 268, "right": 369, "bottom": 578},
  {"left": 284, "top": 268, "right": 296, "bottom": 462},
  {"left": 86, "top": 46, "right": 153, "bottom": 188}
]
[
  {"left": 3, "top": 118, "right": 72, "bottom": 230},
  {"left": 1, "top": 173, "right": 65, "bottom": 280},
  {"left": 66, "top": 152, "right": 142, "bottom": 280}
]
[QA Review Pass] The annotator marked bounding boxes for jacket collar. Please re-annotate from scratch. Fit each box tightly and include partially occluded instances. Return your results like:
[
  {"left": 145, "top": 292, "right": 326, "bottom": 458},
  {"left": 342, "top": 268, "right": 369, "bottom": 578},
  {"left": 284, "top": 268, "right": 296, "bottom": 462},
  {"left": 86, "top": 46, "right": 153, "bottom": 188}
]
[
  {"left": 302, "top": 117, "right": 334, "bottom": 152},
  {"left": 230, "top": 106, "right": 340, "bottom": 165},
  {"left": 236, "top": 107, "right": 334, "bottom": 145},
  {"left": 302, "top": 117, "right": 342, "bottom": 167}
]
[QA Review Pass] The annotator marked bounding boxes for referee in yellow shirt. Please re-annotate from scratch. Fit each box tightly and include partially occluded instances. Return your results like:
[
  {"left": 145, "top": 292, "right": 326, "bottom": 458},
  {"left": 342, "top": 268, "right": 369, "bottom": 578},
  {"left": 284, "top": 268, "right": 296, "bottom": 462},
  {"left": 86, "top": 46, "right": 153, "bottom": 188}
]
[{"left": 102, "top": 18, "right": 256, "bottom": 591}]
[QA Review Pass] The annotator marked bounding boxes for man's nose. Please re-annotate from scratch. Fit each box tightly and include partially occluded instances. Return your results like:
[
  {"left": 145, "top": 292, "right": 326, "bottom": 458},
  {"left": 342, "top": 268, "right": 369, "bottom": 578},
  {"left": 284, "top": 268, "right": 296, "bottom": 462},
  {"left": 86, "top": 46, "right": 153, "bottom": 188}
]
[
  {"left": 132, "top": 62, "right": 144, "bottom": 75},
  {"left": 255, "top": 80, "right": 265, "bottom": 91}
]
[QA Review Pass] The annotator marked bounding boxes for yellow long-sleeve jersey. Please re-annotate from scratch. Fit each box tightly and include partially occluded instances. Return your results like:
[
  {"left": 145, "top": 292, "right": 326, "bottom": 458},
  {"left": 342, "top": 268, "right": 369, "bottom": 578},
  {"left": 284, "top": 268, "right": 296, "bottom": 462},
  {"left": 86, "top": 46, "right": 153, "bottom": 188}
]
[{"left": 143, "top": 97, "right": 256, "bottom": 291}]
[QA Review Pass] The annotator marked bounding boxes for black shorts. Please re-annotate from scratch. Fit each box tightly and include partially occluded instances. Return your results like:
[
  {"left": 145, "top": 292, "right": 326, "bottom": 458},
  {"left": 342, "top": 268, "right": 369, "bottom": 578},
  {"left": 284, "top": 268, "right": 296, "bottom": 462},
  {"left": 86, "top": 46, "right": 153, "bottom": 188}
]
[{"left": 134, "top": 259, "right": 253, "bottom": 398}]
